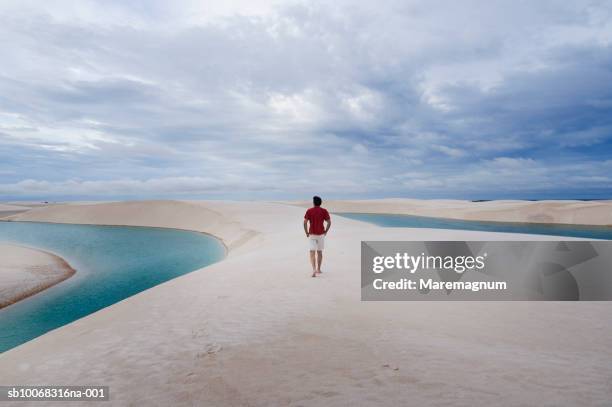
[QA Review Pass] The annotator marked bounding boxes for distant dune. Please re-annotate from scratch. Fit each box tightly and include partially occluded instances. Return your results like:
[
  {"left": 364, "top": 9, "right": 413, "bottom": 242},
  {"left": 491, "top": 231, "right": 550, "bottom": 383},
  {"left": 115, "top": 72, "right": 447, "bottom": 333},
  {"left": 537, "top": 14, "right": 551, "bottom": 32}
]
[
  {"left": 0, "top": 203, "right": 33, "bottom": 219},
  {"left": 1, "top": 200, "right": 610, "bottom": 406},
  {"left": 284, "top": 199, "right": 612, "bottom": 226}
]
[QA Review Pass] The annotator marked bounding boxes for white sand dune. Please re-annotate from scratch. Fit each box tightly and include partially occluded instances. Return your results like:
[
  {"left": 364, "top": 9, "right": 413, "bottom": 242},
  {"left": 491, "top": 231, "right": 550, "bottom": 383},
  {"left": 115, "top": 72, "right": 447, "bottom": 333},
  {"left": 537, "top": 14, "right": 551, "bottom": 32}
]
[
  {"left": 0, "top": 204, "right": 31, "bottom": 212},
  {"left": 0, "top": 203, "right": 33, "bottom": 219},
  {"left": 0, "top": 200, "right": 610, "bottom": 406},
  {"left": 0, "top": 244, "right": 75, "bottom": 309}
]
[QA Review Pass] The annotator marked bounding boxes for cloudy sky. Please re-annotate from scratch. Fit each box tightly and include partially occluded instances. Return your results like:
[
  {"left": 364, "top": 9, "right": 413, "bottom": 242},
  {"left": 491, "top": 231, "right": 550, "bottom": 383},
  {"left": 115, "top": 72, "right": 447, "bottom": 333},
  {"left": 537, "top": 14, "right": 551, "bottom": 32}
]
[{"left": 1, "top": 0, "right": 611, "bottom": 200}]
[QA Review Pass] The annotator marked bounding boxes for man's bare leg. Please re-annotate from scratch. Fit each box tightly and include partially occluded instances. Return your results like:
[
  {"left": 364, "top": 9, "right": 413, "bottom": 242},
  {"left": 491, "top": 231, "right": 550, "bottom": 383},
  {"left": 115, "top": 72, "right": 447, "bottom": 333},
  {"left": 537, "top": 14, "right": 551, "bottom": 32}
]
[
  {"left": 309, "top": 250, "right": 317, "bottom": 277},
  {"left": 316, "top": 250, "right": 323, "bottom": 274}
]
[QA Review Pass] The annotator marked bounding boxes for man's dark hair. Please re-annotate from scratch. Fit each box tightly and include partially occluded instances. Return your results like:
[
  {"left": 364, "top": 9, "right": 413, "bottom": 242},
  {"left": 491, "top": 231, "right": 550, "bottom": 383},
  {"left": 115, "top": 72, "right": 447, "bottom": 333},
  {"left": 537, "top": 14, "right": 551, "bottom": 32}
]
[{"left": 313, "top": 196, "right": 322, "bottom": 206}]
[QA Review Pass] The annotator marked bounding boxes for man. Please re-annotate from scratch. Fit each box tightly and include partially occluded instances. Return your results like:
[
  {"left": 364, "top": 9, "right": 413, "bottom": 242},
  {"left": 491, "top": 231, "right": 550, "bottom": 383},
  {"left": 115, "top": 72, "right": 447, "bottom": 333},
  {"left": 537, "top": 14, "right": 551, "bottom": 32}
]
[{"left": 303, "top": 196, "right": 331, "bottom": 277}]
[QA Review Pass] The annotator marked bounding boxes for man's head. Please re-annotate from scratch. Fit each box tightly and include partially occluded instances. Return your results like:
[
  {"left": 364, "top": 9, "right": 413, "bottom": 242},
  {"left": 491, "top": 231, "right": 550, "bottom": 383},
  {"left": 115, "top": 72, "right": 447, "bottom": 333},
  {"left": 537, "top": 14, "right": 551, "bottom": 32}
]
[{"left": 313, "top": 196, "right": 322, "bottom": 207}]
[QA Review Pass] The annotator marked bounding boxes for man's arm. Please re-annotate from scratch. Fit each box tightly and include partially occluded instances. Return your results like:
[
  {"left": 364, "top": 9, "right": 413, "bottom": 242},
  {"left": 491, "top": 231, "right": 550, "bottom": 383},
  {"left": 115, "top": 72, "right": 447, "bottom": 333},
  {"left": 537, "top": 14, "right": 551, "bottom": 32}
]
[
  {"left": 303, "top": 219, "right": 309, "bottom": 237},
  {"left": 324, "top": 218, "right": 331, "bottom": 235}
]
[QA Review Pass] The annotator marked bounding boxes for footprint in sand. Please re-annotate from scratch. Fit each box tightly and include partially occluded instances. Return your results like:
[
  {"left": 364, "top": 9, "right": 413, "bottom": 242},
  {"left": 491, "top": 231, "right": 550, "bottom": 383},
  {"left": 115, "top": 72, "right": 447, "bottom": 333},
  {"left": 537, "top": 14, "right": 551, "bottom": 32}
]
[{"left": 197, "top": 343, "right": 223, "bottom": 358}]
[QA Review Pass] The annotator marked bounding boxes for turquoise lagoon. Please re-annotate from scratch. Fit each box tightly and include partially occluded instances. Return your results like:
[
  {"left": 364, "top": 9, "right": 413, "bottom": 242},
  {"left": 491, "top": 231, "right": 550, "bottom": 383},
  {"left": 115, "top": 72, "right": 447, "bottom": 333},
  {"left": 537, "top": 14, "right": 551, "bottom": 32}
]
[
  {"left": 0, "top": 221, "right": 225, "bottom": 353},
  {"left": 337, "top": 213, "right": 612, "bottom": 240}
]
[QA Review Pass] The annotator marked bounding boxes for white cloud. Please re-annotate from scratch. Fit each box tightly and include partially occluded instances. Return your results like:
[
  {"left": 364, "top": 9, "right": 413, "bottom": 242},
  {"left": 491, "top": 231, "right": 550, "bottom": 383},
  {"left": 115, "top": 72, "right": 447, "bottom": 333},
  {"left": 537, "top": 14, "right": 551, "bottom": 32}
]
[
  {"left": 0, "top": 0, "right": 611, "bottom": 199},
  {"left": 432, "top": 145, "right": 466, "bottom": 158}
]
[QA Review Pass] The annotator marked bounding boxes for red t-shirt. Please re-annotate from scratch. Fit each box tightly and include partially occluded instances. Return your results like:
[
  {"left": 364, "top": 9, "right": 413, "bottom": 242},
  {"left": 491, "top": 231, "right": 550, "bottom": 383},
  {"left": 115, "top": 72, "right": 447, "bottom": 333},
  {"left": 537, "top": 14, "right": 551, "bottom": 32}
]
[{"left": 304, "top": 206, "right": 330, "bottom": 235}]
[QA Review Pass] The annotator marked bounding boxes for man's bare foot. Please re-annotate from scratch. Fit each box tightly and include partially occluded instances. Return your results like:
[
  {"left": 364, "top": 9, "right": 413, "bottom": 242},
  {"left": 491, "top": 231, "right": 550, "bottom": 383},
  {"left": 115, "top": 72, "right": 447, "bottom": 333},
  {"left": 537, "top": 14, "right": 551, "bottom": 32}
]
[
  {"left": 316, "top": 270, "right": 322, "bottom": 275},
  {"left": 312, "top": 271, "right": 317, "bottom": 277}
]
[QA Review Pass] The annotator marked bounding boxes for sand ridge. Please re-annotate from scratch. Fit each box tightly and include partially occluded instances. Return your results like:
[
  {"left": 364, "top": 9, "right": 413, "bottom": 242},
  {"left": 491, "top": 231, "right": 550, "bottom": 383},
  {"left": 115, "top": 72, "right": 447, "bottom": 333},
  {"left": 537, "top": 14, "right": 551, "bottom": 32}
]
[{"left": 0, "top": 243, "right": 76, "bottom": 309}]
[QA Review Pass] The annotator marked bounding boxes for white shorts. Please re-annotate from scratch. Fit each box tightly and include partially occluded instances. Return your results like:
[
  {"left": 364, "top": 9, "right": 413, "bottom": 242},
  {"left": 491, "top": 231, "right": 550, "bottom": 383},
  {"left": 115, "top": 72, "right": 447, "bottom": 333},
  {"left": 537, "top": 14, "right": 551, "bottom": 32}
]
[{"left": 309, "top": 234, "right": 325, "bottom": 251}]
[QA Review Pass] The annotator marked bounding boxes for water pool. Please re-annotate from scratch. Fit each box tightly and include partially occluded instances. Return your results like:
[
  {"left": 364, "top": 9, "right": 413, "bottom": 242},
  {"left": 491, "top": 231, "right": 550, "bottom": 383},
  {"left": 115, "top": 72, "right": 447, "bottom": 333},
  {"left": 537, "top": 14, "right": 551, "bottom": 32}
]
[
  {"left": 337, "top": 212, "right": 612, "bottom": 240},
  {"left": 0, "top": 221, "right": 225, "bottom": 353}
]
